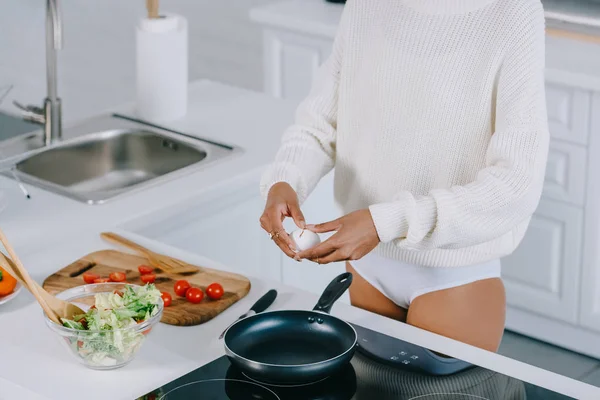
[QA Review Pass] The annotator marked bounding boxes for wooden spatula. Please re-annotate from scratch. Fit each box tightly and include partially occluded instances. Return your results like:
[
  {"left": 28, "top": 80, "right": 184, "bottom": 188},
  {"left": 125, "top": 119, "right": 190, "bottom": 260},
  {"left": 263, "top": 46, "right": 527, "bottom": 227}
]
[
  {"left": 0, "top": 230, "right": 85, "bottom": 324},
  {"left": 100, "top": 232, "right": 200, "bottom": 274}
]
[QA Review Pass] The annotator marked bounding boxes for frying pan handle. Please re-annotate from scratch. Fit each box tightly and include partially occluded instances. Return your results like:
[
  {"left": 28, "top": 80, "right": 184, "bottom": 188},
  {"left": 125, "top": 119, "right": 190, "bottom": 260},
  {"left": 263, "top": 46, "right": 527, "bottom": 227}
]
[{"left": 312, "top": 272, "right": 353, "bottom": 314}]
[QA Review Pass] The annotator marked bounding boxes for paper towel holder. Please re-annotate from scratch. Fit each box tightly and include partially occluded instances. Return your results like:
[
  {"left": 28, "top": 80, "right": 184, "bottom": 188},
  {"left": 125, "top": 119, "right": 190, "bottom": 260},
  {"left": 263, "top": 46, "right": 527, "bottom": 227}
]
[{"left": 146, "top": 0, "right": 160, "bottom": 19}]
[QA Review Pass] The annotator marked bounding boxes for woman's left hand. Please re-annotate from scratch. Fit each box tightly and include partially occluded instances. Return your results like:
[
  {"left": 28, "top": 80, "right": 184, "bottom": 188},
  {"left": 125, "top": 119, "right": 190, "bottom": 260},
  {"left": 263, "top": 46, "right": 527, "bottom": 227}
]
[{"left": 294, "top": 209, "right": 380, "bottom": 264}]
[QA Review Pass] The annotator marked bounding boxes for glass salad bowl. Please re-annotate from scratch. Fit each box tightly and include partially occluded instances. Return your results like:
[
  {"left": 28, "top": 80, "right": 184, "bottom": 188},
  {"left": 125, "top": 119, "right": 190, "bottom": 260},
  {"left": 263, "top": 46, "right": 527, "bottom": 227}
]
[{"left": 44, "top": 283, "right": 164, "bottom": 370}]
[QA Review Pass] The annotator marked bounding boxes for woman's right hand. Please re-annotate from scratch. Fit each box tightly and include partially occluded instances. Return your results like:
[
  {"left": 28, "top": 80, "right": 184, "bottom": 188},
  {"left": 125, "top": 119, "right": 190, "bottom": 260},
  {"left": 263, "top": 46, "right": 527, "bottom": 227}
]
[{"left": 260, "top": 182, "right": 306, "bottom": 258}]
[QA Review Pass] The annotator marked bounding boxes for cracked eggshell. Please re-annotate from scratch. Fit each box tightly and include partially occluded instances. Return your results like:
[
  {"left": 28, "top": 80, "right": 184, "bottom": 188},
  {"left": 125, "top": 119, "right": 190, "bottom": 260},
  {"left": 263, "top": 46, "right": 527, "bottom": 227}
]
[{"left": 291, "top": 229, "right": 322, "bottom": 252}]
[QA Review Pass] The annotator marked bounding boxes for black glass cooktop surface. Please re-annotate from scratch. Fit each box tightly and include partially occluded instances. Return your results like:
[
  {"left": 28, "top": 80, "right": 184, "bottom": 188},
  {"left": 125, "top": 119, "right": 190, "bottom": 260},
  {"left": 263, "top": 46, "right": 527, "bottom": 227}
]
[{"left": 138, "top": 323, "right": 575, "bottom": 400}]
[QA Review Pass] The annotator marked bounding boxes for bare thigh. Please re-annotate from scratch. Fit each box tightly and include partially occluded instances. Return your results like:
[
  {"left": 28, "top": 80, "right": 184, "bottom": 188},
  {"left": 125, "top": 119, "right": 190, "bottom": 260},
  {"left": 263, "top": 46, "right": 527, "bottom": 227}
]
[
  {"left": 407, "top": 277, "right": 506, "bottom": 352},
  {"left": 346, "top": 262, "right": 408, "bottom": 321},
  {"left": 346, "top": 262, "right": 506, "bottom": 352}
]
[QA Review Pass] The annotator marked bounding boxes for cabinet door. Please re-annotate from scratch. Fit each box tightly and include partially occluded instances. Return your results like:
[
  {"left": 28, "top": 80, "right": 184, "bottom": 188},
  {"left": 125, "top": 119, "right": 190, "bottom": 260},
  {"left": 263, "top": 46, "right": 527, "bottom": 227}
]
[
  {"left": 502, "top": 199, "right": 583, "bottom": 323},
  {"left": 579, "top": 93, "right": 600, "bottom": 332},
  {"left": 545, "top": 82, "right": 591, "bottom": 145},
  {"left": 262, "top": 29, "right": 333, "bottom": 102},
  {"left": 280, "top": 171, "right": 351, "bottom": 303}
]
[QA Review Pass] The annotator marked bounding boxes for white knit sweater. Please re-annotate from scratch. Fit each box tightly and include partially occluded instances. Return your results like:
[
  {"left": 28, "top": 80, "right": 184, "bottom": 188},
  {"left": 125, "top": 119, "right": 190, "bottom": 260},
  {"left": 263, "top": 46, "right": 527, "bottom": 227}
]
[{"left": 260, "top": 0, "right": 550, "bottom": 267}]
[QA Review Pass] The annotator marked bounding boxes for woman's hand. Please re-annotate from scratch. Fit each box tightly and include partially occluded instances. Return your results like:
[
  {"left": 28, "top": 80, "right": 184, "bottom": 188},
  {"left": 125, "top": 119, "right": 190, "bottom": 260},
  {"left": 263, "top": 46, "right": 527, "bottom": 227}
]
[
  {"left": 259, "top": 182, "right": 306, "bottom": 258},
  {"left": 294, "top": 209, "right": 380, "bottom": 264}
]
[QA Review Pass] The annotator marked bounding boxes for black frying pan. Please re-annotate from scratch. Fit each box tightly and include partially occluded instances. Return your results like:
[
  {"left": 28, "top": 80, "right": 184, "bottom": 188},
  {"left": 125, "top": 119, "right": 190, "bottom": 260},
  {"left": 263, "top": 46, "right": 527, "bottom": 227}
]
[{"left": 223, "top": 272, "right": 357, "bottom": 385}]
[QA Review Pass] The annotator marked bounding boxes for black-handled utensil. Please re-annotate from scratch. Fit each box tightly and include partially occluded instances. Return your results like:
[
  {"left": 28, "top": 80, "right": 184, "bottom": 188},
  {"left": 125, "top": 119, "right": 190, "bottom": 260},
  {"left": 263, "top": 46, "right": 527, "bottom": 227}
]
[{"left": 218, "top": 289, "right": 278, "bottom": 339}]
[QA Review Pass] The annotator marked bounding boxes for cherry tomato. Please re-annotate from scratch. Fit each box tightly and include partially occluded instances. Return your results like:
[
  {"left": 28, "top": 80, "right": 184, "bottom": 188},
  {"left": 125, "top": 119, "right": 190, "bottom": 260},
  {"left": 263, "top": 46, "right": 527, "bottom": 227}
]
[
  {"left": 174, "top": 280, "right": 191, "bottom": 297},
  {"left": 160, "top": 291, "right": 172, "bottom": 307},
  {"left": 141, "top": 274, "right": 156, "bottom": 284},
  {"left": 206, "top": 283, "right": 224, "bottom": 300},
  {"left": 109, "top": 272, "right": 126, "bottom": 282},
  {"left": 138, "top": 265, "right": 154, "bottom": 275},
  {"left": 93, "top": 277, "right": 110, "bottom": 283},
  {"left": 82, "top": 272, "right": 100, "bottom": 284},
  {"left": 137, "top": 319, "right": 152, "bottom": 335},
  {"left": 186, "top": 287, "right": 204, "bottom": 304}
]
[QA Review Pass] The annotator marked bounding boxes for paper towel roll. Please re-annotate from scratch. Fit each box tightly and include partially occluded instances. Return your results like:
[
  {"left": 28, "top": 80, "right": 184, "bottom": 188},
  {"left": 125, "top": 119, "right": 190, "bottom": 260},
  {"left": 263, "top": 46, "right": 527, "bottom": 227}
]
[{"left": 135, "top": 13, "right": 188, "bottom": 122}]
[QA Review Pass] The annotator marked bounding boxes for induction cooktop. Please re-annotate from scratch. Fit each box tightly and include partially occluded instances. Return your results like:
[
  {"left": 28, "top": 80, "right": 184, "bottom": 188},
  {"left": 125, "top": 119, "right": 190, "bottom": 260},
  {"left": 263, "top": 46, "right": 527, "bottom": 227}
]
[{"left": 138, "top": 323, "right": 575, "bottom": 400}]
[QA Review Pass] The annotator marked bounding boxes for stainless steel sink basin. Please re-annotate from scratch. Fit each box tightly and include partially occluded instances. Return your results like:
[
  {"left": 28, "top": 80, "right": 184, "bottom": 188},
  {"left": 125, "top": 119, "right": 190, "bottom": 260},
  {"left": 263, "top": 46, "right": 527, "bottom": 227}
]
[{"left": 2, "top": 114, "right": 240, "bottom": 204}]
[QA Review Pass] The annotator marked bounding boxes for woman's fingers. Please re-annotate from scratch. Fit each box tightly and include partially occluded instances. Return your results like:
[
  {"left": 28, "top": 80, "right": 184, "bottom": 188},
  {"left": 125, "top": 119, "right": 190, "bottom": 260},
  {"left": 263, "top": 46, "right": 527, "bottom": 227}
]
[
  {"left": 306, "top": 218, "right": 342, "bottom": 234},
  {"left": 295, "top": 238, "right": 338, "bottom": 261},
  {"left": 288, "top": 202, "right": 306, "bottom": 229},
  {"left": 265, "top": 210, "right": 298, "bottom": 258},
  {"left": 313, "top": 249, "right": 345, "bottom": 265},
  {"left": 273, "top": 233, "right": 297, "bottom": 258}
]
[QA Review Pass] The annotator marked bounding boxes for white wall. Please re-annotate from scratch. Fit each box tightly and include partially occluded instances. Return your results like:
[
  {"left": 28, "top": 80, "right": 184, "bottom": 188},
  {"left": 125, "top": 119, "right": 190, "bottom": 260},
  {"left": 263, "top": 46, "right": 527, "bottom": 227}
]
[{"left": 0, "top": 0, "right": 274, "bottom": 122}]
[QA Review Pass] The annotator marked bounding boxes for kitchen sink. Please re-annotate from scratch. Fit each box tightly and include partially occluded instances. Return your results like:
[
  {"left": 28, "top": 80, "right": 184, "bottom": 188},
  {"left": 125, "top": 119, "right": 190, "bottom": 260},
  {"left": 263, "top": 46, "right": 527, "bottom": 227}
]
[{"left": 1, "top": 114, "right": 240, "bottom": 204}]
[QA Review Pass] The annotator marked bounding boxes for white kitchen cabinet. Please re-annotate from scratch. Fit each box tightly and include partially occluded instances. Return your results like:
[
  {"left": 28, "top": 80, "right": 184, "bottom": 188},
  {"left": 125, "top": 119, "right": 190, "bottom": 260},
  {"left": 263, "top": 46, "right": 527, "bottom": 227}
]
[
  {"left": 263, "top": 29, "right": 333, "bottom": 100},
  {"left": 250, "top": 0, "right": 600, "bottom": 358},
  {"left": 579, "top": 93, "right": 600, "bottom": 332},
  {"left": 502, "top": 199, "right": 583, "bottom": 323}
]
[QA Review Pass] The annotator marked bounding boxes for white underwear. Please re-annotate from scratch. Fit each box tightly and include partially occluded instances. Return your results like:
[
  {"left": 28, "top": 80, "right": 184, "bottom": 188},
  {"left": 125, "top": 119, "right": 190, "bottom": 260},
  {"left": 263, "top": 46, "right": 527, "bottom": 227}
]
[{"left": 350, "top": 251, "right": 502, "bottom": 309}]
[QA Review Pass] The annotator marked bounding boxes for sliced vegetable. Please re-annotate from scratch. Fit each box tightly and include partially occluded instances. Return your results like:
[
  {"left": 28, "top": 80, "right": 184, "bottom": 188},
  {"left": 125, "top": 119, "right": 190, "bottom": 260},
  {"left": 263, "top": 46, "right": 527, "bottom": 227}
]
[
  {"left": 82, "top": 272, "right": 100, "bottom": 284},
  {"left": 93, "top": 277, "right": 110, "bottom": 283},
  {"left": 206, "top": 283, "right": 224, "bottom": 300},
  {"left": 186, "top": 287, "right": 204, "bottom": 304},
  {"left": 140, "top": 274, "right": 156, "bottom": 284},
  {"left": 160, "top": 292, "right": 172, "bottom": 307},
  {"left": 0, "top": 267, "right": 17, "bottom": 296},
  {"left": 109, "top": 272, "right": 127, "bottom": 283},
  {"left": 138, "top": 265, "right": 154, "bottom": 275},
  {"left": 174, "top": 280, "right": 191, "bottom": 297}
]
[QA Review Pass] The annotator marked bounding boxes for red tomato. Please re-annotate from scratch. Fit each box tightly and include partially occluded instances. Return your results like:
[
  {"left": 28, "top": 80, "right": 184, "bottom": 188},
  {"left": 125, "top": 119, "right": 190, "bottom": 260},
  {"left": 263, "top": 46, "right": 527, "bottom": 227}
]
[
  {"left": 174, "top": 280, "right": 191, "bottom": 297},
  {"left": 186, "top": 287, "right": 204, "bottom": 304},
  {"left": 93, "top": 277, "right": 110, "bottom": 283},
  {"left": 138, "top": 265, "right": 154, "bottom": 275},
  {"left": 83, "top": 272, "right": 100, "bottom": 284},
  {"left": 206, "top": 283, "right": 224, "bottom": 300},
  {"left": 109, "top": 272, "right": 126, "bottom": 282},
  {"left": 137, "top": 319, "right": 152, "bottom": 335},
  {"left": 160, "top": 292, "right": 172, "bottom": 307},
  {"left": 140, "top": 273, "right": 156, "bottom": 284}
]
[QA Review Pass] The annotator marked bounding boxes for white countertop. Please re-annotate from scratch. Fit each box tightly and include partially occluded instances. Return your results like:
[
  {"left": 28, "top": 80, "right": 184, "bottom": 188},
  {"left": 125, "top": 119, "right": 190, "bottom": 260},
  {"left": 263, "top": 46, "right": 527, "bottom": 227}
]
[
  {"left": 250, "top": 0, "right": 600, "bottom": 91},
  {"left": 0, "top": 81, "right": 599, "bottom": 399}
]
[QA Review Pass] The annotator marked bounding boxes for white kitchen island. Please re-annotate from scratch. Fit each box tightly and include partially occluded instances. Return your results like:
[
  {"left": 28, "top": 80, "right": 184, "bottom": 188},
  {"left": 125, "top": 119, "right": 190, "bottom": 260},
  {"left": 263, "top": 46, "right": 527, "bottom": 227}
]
[{"left": 0, "top": 81, "right": 599, "bottom": 400}]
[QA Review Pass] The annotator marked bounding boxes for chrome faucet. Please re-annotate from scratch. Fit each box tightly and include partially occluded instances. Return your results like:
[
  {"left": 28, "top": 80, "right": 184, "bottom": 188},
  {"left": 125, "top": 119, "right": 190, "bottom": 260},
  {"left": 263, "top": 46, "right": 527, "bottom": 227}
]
[{"left": 14, "top": 0, "right": 63, "bottom": 146}]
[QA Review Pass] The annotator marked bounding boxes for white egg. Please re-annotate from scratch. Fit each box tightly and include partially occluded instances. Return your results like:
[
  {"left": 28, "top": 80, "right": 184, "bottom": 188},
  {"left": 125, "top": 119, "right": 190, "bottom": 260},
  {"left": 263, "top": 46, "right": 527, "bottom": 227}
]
[{"left": 291, "top": 229, "right": 322, "bottom": 252}]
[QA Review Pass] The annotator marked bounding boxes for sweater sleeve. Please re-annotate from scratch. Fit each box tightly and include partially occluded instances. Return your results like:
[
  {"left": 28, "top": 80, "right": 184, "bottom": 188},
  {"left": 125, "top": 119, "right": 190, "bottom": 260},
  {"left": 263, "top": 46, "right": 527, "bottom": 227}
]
[
  {"left": 368, "top": 5, "right": 550, "bottom": 250},
  {"left": 259, "top": 3, "right": 351, "bottom": 205}
]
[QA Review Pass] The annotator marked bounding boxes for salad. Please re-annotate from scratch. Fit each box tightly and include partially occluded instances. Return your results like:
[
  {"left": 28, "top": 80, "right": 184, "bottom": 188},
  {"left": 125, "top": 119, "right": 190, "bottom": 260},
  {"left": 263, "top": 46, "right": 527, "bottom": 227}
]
[{"left": 60, "top": 283, "right": 162, "bottom": 367}]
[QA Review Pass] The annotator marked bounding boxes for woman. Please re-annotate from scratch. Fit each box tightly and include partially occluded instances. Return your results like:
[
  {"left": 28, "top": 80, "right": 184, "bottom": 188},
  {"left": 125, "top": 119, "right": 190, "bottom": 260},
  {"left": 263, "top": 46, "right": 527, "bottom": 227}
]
[{"left": 259, "top": 0, "right": 549, "bottom": 353}]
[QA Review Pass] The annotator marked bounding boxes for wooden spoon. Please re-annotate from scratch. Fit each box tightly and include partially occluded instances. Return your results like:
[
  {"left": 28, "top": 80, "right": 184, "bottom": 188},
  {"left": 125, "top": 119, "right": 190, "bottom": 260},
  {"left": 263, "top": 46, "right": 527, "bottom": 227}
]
[
  {"left": 0, "top": 230, "right": 84, "bottom": 324},
  {"left": 101, "top": 232, "right": 200, "bottom": 274}
]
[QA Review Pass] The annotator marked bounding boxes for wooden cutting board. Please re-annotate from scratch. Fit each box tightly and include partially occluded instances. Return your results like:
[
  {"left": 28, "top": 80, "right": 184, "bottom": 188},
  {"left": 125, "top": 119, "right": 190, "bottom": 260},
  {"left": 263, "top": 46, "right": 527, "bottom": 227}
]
[{"left": 42, "top": 250, "right": 251, "bottom": 326}]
